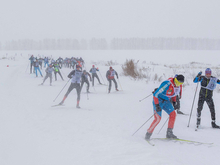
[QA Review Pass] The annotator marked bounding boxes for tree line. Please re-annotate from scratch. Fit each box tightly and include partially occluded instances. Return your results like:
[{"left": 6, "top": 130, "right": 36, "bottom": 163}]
[{"left": 1, "top": 37, "right": 220, "bottom": 50}]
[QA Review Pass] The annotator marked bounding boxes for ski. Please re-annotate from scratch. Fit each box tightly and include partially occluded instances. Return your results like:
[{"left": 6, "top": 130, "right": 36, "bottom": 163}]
[
  {"left": 145, "top": 139, "right": 155, "bottom": 146},
  {"left": 51, "top": 104, "right": 64, "bottom": 107},
  {"left": 151, "top": 138, "right": 213, "bottom": 145}
]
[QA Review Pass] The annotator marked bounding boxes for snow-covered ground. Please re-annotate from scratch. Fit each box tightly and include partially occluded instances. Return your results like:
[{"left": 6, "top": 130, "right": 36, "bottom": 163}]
[{"left": 1, "top": 50, "right": 220, "bottom": 165}]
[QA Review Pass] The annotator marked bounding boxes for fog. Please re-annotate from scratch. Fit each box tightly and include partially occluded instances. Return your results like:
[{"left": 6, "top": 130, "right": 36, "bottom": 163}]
[{"left": 1, "top": 0, "right": 220, "bottom": 42}]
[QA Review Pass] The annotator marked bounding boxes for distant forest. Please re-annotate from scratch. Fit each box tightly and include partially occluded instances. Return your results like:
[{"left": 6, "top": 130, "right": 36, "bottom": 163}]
[{"left": 1, "top": 37, "right": 220, "bottom": 50}]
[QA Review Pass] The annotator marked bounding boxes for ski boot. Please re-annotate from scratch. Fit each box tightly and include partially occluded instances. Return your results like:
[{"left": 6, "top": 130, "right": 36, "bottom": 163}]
[
  {"left": 196, "top": 117, "right": 201, "bottom": 128},
  {"left": 211, "top": 120, "right": 220, "bottom": 128},
  {"left": 166, "top": 128, "right": 178, "bottom": 139},
  {"left": 58, "top": 101, "right": 64, "bottom": 105},
  {"left": 176, "top": 109, "right": 184, "bottom": 114},
  {"left": 76, "top": 104, "right": 81, "bottom": 109},
  {"left": 116, "top": 88, "right": 119, "bottom": 91},
  {"left": 145, "top": 132, "right": 152, "bottom": 141}
]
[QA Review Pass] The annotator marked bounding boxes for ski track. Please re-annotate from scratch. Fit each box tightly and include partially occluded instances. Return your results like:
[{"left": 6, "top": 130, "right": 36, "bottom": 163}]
[{"left": 0, "top": 51, "right": 220, "bottom": 165}]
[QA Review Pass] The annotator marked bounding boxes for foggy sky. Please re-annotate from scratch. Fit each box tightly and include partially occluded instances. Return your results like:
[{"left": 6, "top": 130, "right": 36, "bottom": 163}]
[{"left": 0, "top": 0, "right": 220, "bottom": 42}]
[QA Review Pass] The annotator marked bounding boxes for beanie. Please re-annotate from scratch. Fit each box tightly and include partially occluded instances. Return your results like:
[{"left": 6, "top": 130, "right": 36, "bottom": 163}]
[{"left": 176, "top": 74, "right": 184, "bottom": 83}]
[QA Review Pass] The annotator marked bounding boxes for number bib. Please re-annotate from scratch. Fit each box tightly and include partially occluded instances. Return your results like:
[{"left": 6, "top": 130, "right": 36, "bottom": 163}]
[{"left": 202, "top": 77, "right": 217, "bottom": 91}]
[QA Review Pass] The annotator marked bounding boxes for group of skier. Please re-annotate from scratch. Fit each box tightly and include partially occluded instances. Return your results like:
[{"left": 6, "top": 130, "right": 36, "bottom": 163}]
[
  {"left": 28, "top": 55, "right": 120, "bottom": 108},
  {"left": 145, "top": 68, "right": 220, "bottom": 141},
  {"left": 29, "top": 55, "right": 220, "bottom": 140}
]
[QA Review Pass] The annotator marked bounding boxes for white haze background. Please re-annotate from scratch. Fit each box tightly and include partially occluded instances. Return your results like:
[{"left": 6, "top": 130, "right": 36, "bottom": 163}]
[
  {"left": 1, "top": 0, "right": 220, "bottom": 165},
  {"left": 0, "top": 0, "right": 220, "bottom": 41}
]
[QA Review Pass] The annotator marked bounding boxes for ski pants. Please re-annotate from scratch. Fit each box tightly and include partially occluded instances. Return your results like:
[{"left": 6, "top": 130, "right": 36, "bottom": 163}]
[
  {"left": 197, "top": 95, "right": 216, "bottom": 120},
  {"left": 108, "top": 78, "right": 118, "bottom": 91},
  {"left": 30, "top": 63, "right": 34, "bottom": 74},
  {"left": 43, "top": 73, "right": 52, "bottom": 84},
  {"left": 44, "top": 62, "right": 49, "bottom": 68},
  {"left": 92, "top": 73, "right": 101, "bottom": 86},
  {"left": 64, "top": 83, "right": 81, "bottom": 102},
  {"left": 34, "top": 67, "right": 43, "bottom": 77},
  {"left": 54, "top": 71, "right": 63, "bottom": 81},
  {"left": 81, "top": 79, "right": 90, "bottom": 92},
  {"left": 147, "top": 100, "right": 176, "bottom": 134}
]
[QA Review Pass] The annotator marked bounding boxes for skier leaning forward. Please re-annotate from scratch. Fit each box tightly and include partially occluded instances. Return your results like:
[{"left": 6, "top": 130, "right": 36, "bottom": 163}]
[
  {"left": 59, "top": 65, "right": 83, "bottom": 108},
  {"left": 106, "top": 66, "right": 119, "bottom": 93},
  {"left": 145, "top": 74, "right": 185, "bottom": 140}
]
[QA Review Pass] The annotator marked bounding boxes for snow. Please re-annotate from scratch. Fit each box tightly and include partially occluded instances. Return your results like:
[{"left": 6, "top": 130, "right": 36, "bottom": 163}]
[{"left": 0, "top": 50, "right": 220, "bottom": 165}]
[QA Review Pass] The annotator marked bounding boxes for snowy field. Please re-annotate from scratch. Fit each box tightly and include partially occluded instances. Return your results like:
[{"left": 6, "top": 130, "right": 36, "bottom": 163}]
[{"left": 1, "top": 50, "right": 220, "bottom": 165}]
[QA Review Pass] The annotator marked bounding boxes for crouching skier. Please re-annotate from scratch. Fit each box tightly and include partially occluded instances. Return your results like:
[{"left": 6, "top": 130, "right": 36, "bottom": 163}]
[
  {"left": 59, "top": 65, "right": 83, "bottom": 108},
  {"left": 145, "top": 74, "right": 185, "bottom": 140}
]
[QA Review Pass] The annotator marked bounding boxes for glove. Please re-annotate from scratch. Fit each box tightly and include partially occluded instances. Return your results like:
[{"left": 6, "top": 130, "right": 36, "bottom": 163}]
[
  {"left": 155, "top": 104, "right": 161, "bottom": 112},
  {"left": 90, "top": 79, "right": 92, "bottom": 82},
  {"left": 173, "top": 101, "right": 176, "bottom": 107},
  {"left": 197, "top": 71, "right": 202, "bottom": 77}
]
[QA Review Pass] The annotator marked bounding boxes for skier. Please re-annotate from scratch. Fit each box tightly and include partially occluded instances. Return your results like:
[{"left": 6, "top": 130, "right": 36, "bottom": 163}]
[
  {"left": 171, "top": 74, "right": 184, "bottom": 114},
  {"left": 89, "top": 65, "right": 102, "bottom": 86},
  {"left": 33, "top": 59, "right": 43, "bottom": 77},
  {"left": 29, "top": 55, "right": 35, "bottom": 74},
  {"left": 59, "top": 65, "right": 83, "bottom": 108},
  {"left": 41, "top": 64, "right": 54, "bottom": 86},
  {"left": 81, "top": 70, "right": 92, "bottom": 93},
  {"left": 194, "top": 68, "right": 220, "bottom": 129},
  {"left": 53, "top": 62, "right": 64, "bottom": 81},
  {"left": 44, "top": 57, "right": 49, "bottom": 68},
  {"left": 106, "top": 66, "right": 119, "bottom": 93},
  {"left": 145, "top": 74, "right": 185, "bottom": 140}
]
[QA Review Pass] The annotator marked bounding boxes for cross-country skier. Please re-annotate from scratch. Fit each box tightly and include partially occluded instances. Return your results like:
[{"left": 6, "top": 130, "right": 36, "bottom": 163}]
[
  {"left": 59, "top": 65, "right": 83, "bottom": 108},
  {"left": 171, "top": 74, "right": 184, "bottom": 114},
  {"left": 145, "top": 74, "right": 185, "bottom": 140},
  {"left": 53, "top": 62, "right": 64, "bottom": 81},
  {"left": 33, "top": 59, "right": 43, "bottom": 77},
  {"left": 81, "top": 70, "right": 92, "bottom": 93},
  {"left": 106, "top": 66, "right": 119, "bottom": 93},
  {"left": 89, "top": 65, "right": 102, "bottom": 86},
  {"left": 194, "top": 68, "right": 220, "bottom": 129},
  {"left": 41, "top": 64, "right": 54, "bottom": 86},
  {"left": 29, "top": 55, "right": 35, "bottom": 74}
]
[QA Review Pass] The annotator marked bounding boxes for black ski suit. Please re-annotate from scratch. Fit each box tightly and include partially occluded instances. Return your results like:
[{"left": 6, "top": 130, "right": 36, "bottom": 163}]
[
  {"left": 194, "top": 75, "right": 220, "bottom": 121},
  {"left": 81, "top": 72, "right": 92, "bottom": 92}
]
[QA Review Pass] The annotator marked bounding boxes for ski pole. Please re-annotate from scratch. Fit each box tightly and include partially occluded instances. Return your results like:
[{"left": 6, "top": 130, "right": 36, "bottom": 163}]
[
  {"left": 157, "top": 116, "right": 169, "bottom": 134},
  {"left": 118, "top": 78, "right": 123, "bottom": 91},
  {"left": 132, "top": 114, "right": 154, "bottom": 136},
  {"left": 187, "top": 83, "right": 199, "bottom": 127},
  {"left": 139, "top": 93, "right": 153, "bottom": 102},
  {"left": 98, "top": 71, "right": 106, "bottom": 85},
  {"left": 53, "top": 79, "right": 71, "bottom": 102}
]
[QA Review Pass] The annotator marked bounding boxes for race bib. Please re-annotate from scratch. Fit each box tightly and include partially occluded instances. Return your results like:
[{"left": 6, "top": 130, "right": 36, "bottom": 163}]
[{"left": 202, "top": 77, "right": 217, "bottom": 91}]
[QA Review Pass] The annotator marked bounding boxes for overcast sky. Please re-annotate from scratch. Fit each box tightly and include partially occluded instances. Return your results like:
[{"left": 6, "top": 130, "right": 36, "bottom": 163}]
[{"left": 0, "top": 0, "right": 220, "bottom": 42}]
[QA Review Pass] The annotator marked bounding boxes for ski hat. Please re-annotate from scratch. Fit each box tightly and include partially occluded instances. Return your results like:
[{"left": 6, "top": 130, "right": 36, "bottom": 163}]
[
  {"left": 83, "top": 70, "right": 86, "bottom": 73},
  {"left": 76, "top": 65, "right": 80, "bottom": 68},
  {"left": 205, "top": 68, "right": 211, "bottom": 75},
  {"left": 110, "top": 66, "right": 112, "bottom": 69},
  {"left": 92, "top": 65, "right": 95, "bottom": 67},
  {"left": 176, "top": 74, "right": 184, "bottom": 83}
]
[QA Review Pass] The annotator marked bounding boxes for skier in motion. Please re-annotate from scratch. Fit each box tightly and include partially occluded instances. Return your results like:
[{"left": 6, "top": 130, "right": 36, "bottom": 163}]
[
  {"left": 194, "top": 68, "right": 220, "bottom": 129},
  {"left": 145, "top": 74, "right": 185, "bottom": 140},
  {"left": 59, "top": 65, "right": 83, "bottom": 108},
  {"left": 106, "top": 66, "right": 119, "bottom": 93},
  {"left": 90, "top": 65, "right": 102, "bottom": 86}
]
